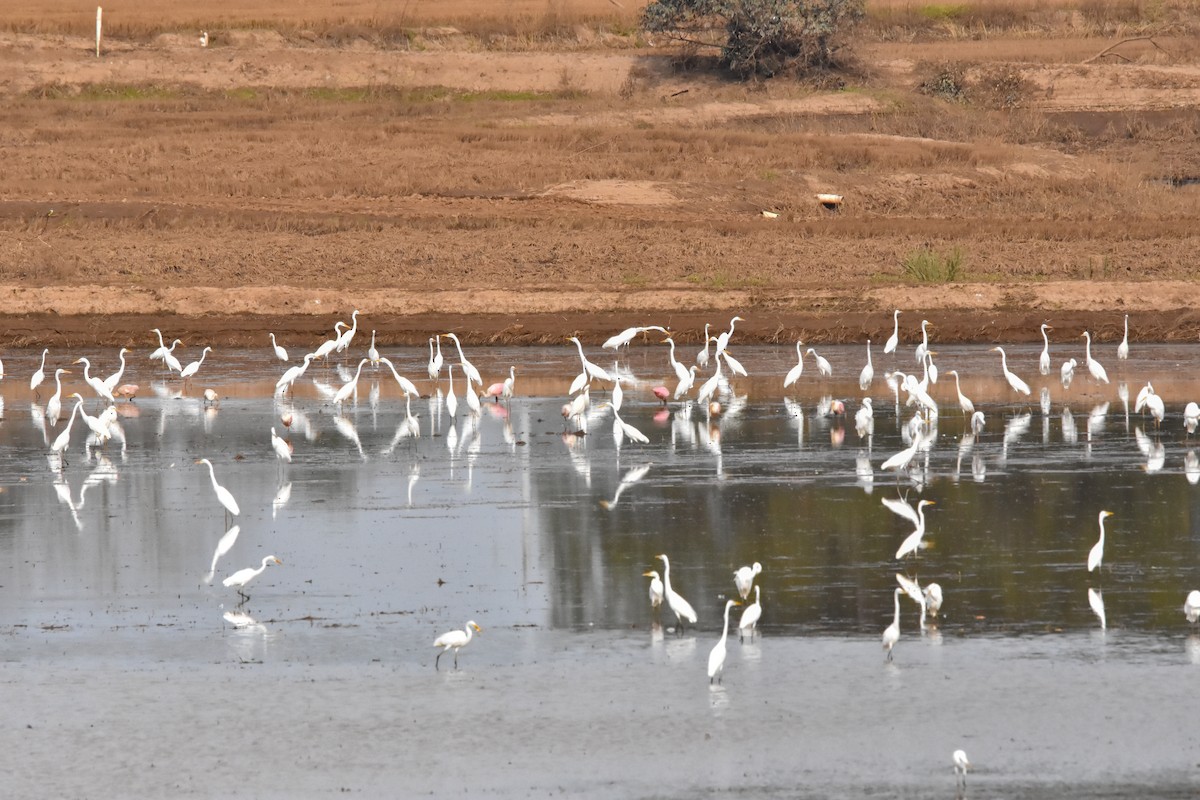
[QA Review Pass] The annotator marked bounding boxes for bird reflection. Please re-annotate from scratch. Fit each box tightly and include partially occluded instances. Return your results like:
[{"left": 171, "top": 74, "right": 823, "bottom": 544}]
[
  {"left": 1040, "top": 386, "right": 1051, "bottom": 416},
  {"left": 1185, "top": 451, "right": 1199, "bottom": 486},
  {"left": 1117, "top": 381, "right": 1130, "bottom": 431},
  {"left": 78, "top": 454, "right": 118, "bottom": 509},
  {"left": 204, "top": 524, "right": 241, "bottom": 585},
  {"left": 1088, "top": 587, "right": 1106, "bottom": 630},
  {"left": 856, "top": 451, "right": 874, "bottom": 493},
  {"left": 202, "top": 405, "right": 219, "bottom": 434},
  {"left": 334, "top": 413, "right": 366, "bottom": 460},
  {"left": 407, "top": 463, "right": 420, "bottom": 507},
  {"left": 52, "top": 475, "right": 83, "bottom": 532},
  {"left": 564, "top": 433, "right": 591, "bottom": 488},
  {"left": 30, "top": 402, "right": 49, "bottom": 446},
  {"left": 1134, "top": 427, "right": 1165, "bottom": 473},
  {"left": 600, "top": 463, "right": 651, "bottom": 510},
  {"left": 1062, "top": 407, "right": 1078, "bottom": 444},
  {"left": 972, "top": 451, "right": 986, "bottom": 482},
  {"left": 272, "top": 481, "right": 292, "bottom": 518},
  {"left": 1087, "top": 402, "right": 1109, "bottom": 441}
]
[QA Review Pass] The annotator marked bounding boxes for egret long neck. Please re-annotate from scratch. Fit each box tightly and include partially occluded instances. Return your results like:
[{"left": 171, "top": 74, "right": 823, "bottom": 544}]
[{"left": 719, "top": 602, "right": 733, "bottom": 643}]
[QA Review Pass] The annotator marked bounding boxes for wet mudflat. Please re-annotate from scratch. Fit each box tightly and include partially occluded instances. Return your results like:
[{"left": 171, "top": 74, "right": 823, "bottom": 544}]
[{"left": 1, "top": 342, "right": 1199, "bottom": 797}]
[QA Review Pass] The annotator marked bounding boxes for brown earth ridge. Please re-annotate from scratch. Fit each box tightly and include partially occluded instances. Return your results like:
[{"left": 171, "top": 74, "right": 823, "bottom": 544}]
[{"left": 1, "top": 1, "right": 1198, "bottom": 348}]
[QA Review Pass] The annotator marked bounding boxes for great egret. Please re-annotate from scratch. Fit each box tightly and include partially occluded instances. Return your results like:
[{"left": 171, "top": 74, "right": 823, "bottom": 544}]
[
  {"left": 1087, "top": 509, "right": 1114, "bottom": 572},
  {"left": 738, "top": 585, "right": 762, "bottom": 643},
  {"left": 714, "top": 315, "right": 743, "bottom": 357},
  {"left": 367, "top": 330, "right": 380, "bottom": 366},
  {"left": 991, "top": 346, "right": 1031, "bottom": 396},
  {"left": 855, "top": 398, "right": 874, "bottom": 438},
  {"left": 443, "top": 332, "right": 483, "bottom": 387},
  {"left": 1184, "top": 590, "right": 1200, "bottom": 624},
  {"left": 51, "top": 397, "right": 82, "bottom": 460},
  {"left": 1185, "top": 402, "right": 1199, "bottom": 435},
  {"left": 946, "top": 369, "right": 974, "bottom": 416},
  {"left": 196, "top": 458, "right": 240, "bottom": 521},
  {"left": 708, "top": 598, "right": 742, "bottom": 684},
  {"left": 1039, "top": 323, "right": 1053, "bottom": 375},
  {"left": 275, "top": 353, "right": 314, "bottom": 394},
  {"left": 674, "top": 366, "right": 697, "bottom": 400},
  {"left": 859, "top": 340, "right": 874, "bottom": 390},
  {"left": 604, "top": 325, "right": 666, "bottom": 350},
  {"left": 30, "top": 348, "right": 49, "bottom": 398},
  {"left": 953, "top": 750, "right": 971, "bottom": 785},
  {"left": 271, "top": 427, "right": 292, "bottom": 464},
  {"left": 1117, "top": 314, "right": 1129, "bottom": 361},
  {"left": 656, "top": 553, "right": 697, "bottom": 629},
  {"left": 971, "top": 410, "right": 986, "bottom": 434},
  {"left": 643, "top": 570, "right": 664, "bottom": 609},
  {"left": 883, "top": 309, "right": 900, "bottom": 354},
  {"left": 895, "top": 500, "right": 936, "bottom": 560},
  {"left": 203, "top": 524, "right": 241, "bottom": 585},
  {"left": 378, "top": 357, "right": 421, "bottom": 398},
  {"left": 74, "top": 357, "right": 116, "bottom": 403},
  {"left": 696, "top": 353, "right": 724, "bottom": 406},
  {"left": 566, "top": 336, "right": 612, "bottom": 385},
  {"left": 427, "top": 336, "right": 443, "bottom": 381},
  {"left": 445, "top": 364, "right": 458, "bottom": 418},
  {"left": 149, "top": 329, "right": 168, "bottom": 361},
  {"left": 609, "top": 375, "right": 623, "bottom": 411},
  {"left": 434, "top": 620, "right": 482, "bottom": 670},
  {"left": 269, "top": 332, "right": 288, "bottom": 361},
  {"left": 162, "top": 340, "right": 184, "bottom": 373},
  {"left": 604, "top": 403, "right": 649, "bottom": 445},
  {"left": 806, "top": 348, "right": 832, "bottom": 378},
  {"left": 881, "top": 429, "right": 924, "bottom": 473},
  {"left": 332, "top": 358, "right": 368, "bottom": 406},
  {"left": 313, "top": 323, "right": 345, "bottom": 362},
  {"left": 179, "top": 347, "right": 212, "bottom": 383},
  {"left": 223, "top": 555, "right": 281, "bottom": 601},
  {"left": 783, "top": 341, "right": 805, "bottom": 388},
  {"left": 464, "top": 380, "right": 481, "bottom": 416},
  {"left": 695, "top": 323, "right": 711, "bottom": 367},
  {"left": 721, "top": 348, "right": 748, "bottom": 378},
  {"left": 1081, "top": 331, "right": 1109, "bottom": 384},
  {"left": 45, "top": 368, "right": 70, "bottom": 426},
  {"left": 1060, "top": 357, "right": 1077, "bottom": 388},
  {"left": 335, "top": 309, "right": 360, "bottom": 354},
  {"left": 924, "top": 582, "right": 944, "bottom": 617},
  {"left": 882, "top": 587, "right": 902, "bottom": 661},
  {"left": 914, "top": 320, "right": 932, "bottom": 364},
  {"left": 101, "top": 348, "right": 128, "bottom": 394},
  {"left": 70, "top": 393, "right": 111, "bottom": 444},
  {"left": 733, "top": 562, "right": 762, "bottom": 600},
  {"left": 664, "top": 337, "right": 691, "bottom": 385}
]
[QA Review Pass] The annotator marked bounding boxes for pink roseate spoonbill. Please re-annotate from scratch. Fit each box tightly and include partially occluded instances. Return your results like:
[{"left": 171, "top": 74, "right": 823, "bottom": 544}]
[{"left": 652, "top": 386, "right": 670, "bottom": 406}]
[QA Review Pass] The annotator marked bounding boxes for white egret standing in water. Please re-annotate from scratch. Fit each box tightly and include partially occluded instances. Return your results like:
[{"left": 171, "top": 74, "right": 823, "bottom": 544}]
[
  {"left": 643, "top": 570, "right": 664, "bottom": 609},
  {"left": 428, "top": 336, "right": 443, "bottom": 381},
  {"left": 738, "top": 585, "right": 762, "bottom": 642},
  {"left": 991, "top": 346, "right": 1031, "bottom": 396},
  {"left": 882, "top": 588, "right": 902, "bottom": 661},
  {"left": 783, "top": 341, "right": 804, "bottom": 388},
  {"left": 443, "top": 332, "right": 483, "bottom": 388},
  {"left": 708, "top": 598, "right": 741, "bottom": 684},
  {"left": 924, "top": 583, "right": 943, "bottom": 617},
  {"left": 1117, "top": 314, "right": 1129, "bottom": 361},
  {"left": 656, "top": 554, "right": 697, "bottom": 629},
  {"left": 733, "top": 562, "right": 762, "bottom": 600},
  {"left": 45, "top": 368, "right": 70, "bottom": 426},
  {"left": 179, "top": 347, "right": 212, "bottom": 383},
  {"left": 434, "top": 620, "right": 482, "bottom": 670},
  {"left": 1087, "top": 510, "right": 1114, "bottom": 572},
  {"left": 196, "top": 458, "right": 240, "bottom": 522},
  {"left": 806, "top": 348, "right": 832, "bottom": 378},
  {"left": 223, "top": 555, "right": 281, "bottom": 601},
  {"left": 859, "top": 340, "right": 874, "bottom": 390},
  {"left": 1039, "top": 323, "right": 1053, "bottom": 375},
  {"left": 332, "top": 358, "right": 368, "bottom": 407},
  {"left": 883, "top": 309, "right": 900, "bottom": 354},
  {"left": 30, "top": 348, "right": 49, "bottom": 398},
  {"left": 1081, "top": 331, "right": 1109, "bottom": 384},
  {"left": 269, "top": 332, "right": 288, "bottom": 361},
  {"left": 1184, "top": 590, "right": 1200, "bottom": 624},
  {"left": 953, "top": 750, "right": 971, "bottom": 786},
  {"left": 947, "top": 369, "right": 974, "bottom": 416},
  {"left": 695, "top": 323, "right": 711, "bottom": 367}
]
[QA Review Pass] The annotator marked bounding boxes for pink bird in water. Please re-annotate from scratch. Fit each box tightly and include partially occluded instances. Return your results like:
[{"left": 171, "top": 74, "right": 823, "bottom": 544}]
[{"left": 652, "top": 386, "right": 670, "bottom": 405}]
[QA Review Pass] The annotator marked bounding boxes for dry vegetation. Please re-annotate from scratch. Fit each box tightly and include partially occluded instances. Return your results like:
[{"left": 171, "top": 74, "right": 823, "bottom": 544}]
[{"left": 0, "top": 0, "right": 1197, "bottom": 344}]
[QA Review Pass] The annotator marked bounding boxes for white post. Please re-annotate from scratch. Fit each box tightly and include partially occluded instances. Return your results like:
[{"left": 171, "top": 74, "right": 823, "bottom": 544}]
[{"left": 96, "top": 7, "right": 102, "bottom": 58}]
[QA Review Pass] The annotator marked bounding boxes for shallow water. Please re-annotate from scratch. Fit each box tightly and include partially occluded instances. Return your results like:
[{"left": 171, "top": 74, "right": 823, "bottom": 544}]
[{"left": 1, "top": 342, "right": 1199, "bottom": 797}]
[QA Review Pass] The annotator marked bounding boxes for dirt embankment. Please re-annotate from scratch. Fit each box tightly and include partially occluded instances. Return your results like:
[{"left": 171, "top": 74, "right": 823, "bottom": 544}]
[{"left": 0, "top": 21, "right": 1198, "bottom": 347}]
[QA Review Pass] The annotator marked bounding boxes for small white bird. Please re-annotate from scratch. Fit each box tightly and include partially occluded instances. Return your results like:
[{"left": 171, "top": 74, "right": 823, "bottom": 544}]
[
  {"left": 855, "top": 398, "right": 874, "bottom": 438},
  {"left": 971, "top": 410, "right": 986, "bottom": 434},
  {"left": 923, "top": 583, "right": 944, "bottom": 617},
  {"left": 1184, "top": 590, "right": 1200, "bottom": 624},
  {"left": 223, "top": 555, "right": 281, "bottom": 601},
  {"left": 1087, "top": 509, "right": 1114, "bottom": 572},
  {"left": 738, "top": 585, "right": 762, "bottom": 643},
  {"left": 883, "top": 309, "right": 900, "bottom": 355},
  {"left": 434, "top": 620, "right": 482, "bottom": 670},
  {"left": 656, "top": 554, "right": 697, "bottom": 629},
  {"left": 199, "top": 30, "right": 209, "bottom": 47},
  {"left": 1185, "top": 402, "right": 1199, "bottom": 435},
  {"left": 179, "top": 346, "right": 212, "bottom": 382},
  {"left": 1117, "top": 314, "right": 1129, "bottom": 361},
  {"left": 1060, "top": 357, "right": 1077, "bottom": 388},
  {"left": 953, "top": 749, "right": 971, "bottom": 785},
  {"left": 733, "top": 562, "right": 762, "bottom": 600},
  {"left": 196, "top": 457, "right": 240, "bottom": 521},
  {"left": 643, "top": 570, "right": 664, "bottom": 609},
  {"left": 882, "top": 588, "right": 902, "bottom": 661},
  {"left": 708, "top": 598, "right": 741, "bottom": 684},
  {"left": 269, "top": 333, "right": 288, "bottom": 362}
]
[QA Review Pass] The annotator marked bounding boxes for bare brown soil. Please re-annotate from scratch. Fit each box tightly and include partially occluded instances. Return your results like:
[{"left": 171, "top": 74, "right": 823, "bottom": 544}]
[{"left": 0, "top": 2, "right": 1198, "bottom": 348}]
